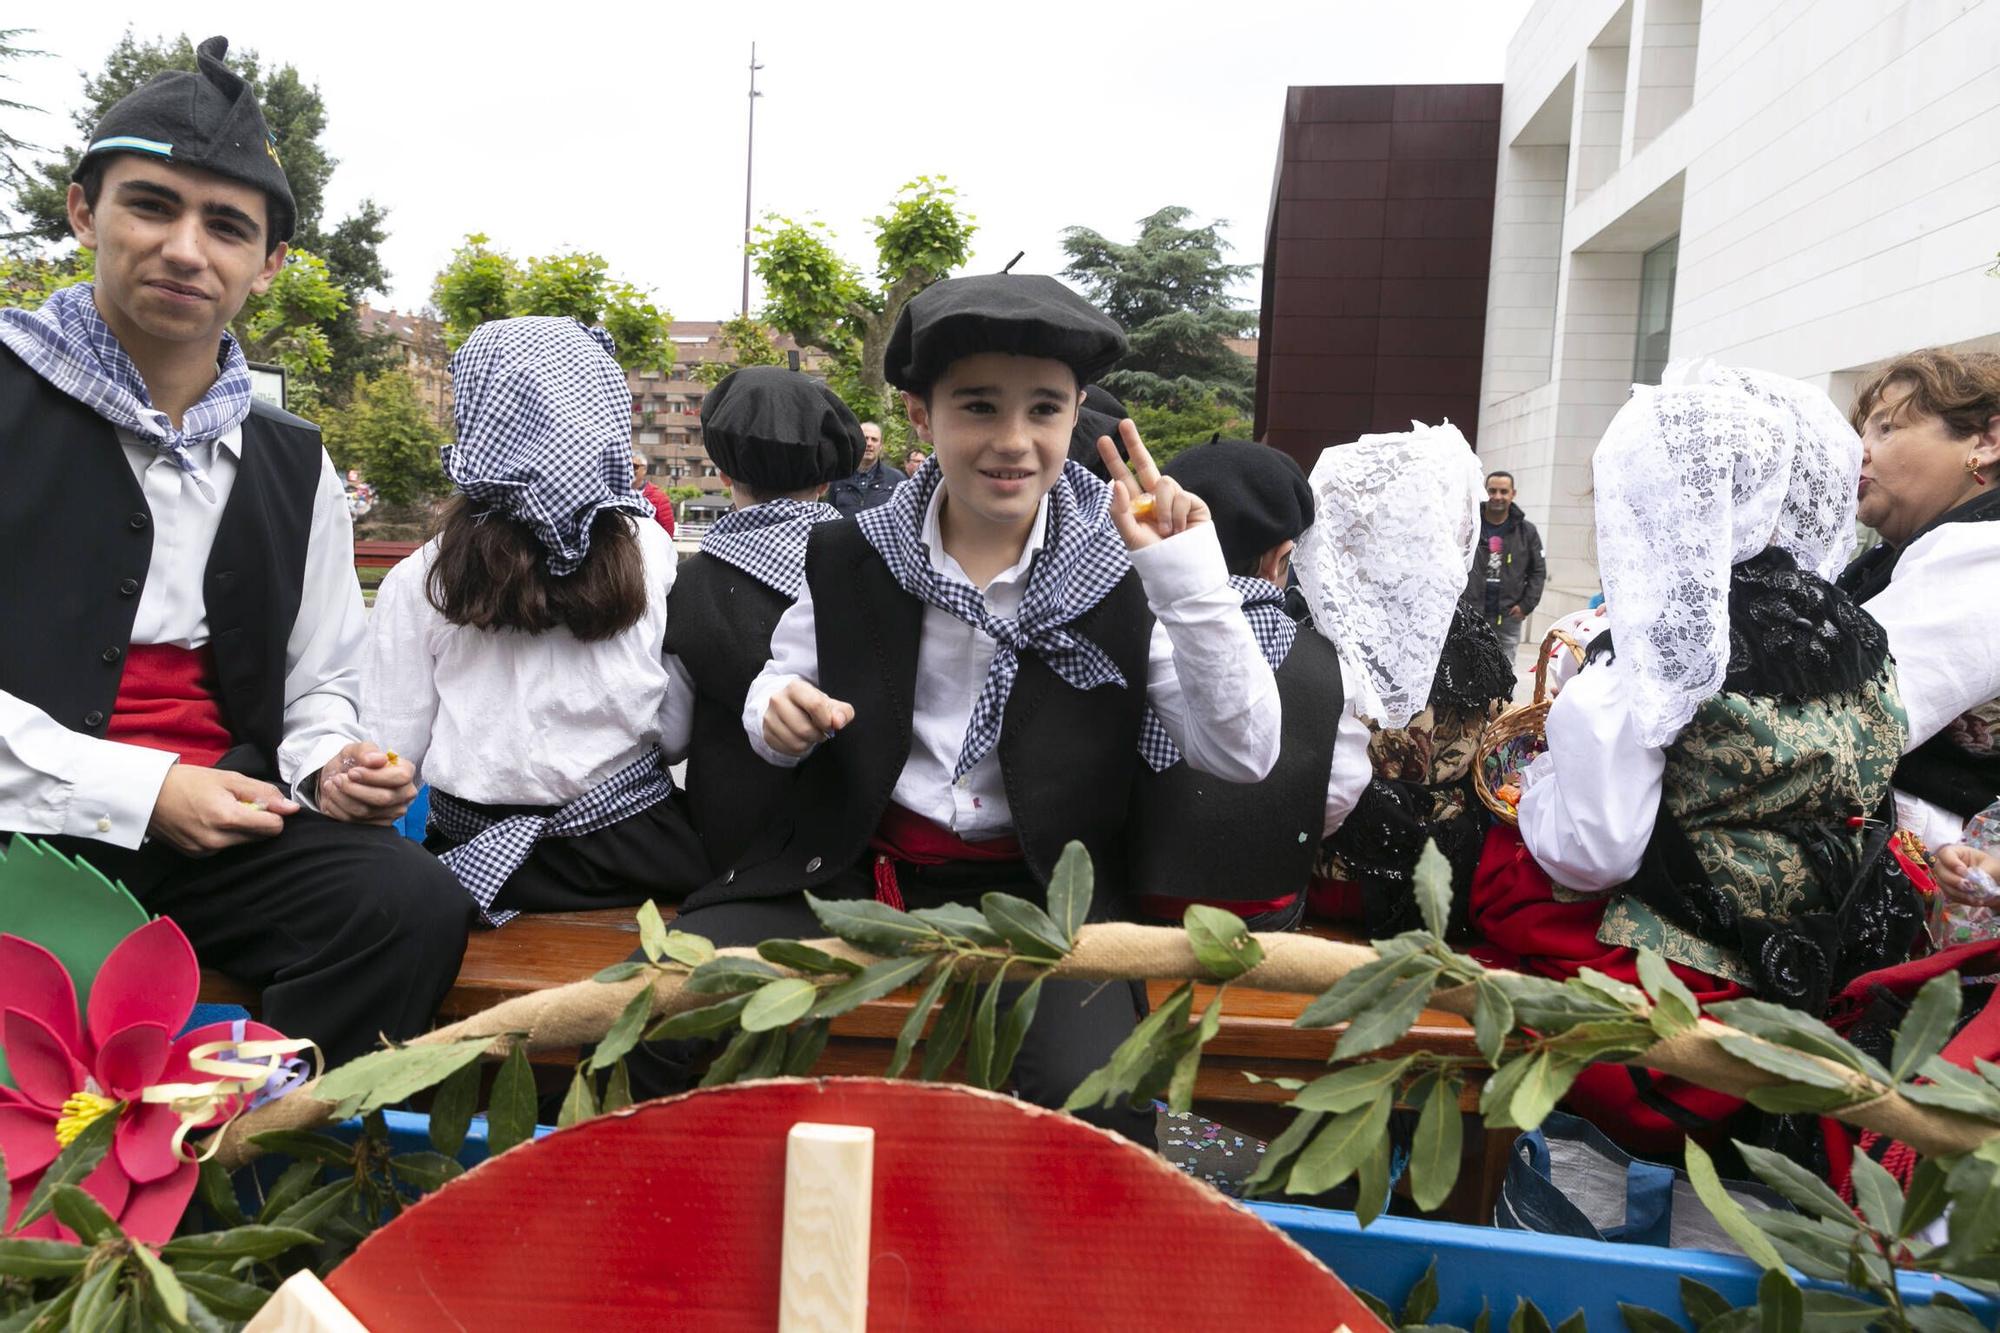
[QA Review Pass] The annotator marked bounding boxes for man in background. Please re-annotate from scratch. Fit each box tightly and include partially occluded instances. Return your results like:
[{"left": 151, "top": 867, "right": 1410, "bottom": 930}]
[
  {"left": 633, "top": 451, "right": 676, "bottom": 536},
  {"left": 826, "top": 420, "right": 904, "bottom": 515},
  {"left": 1466, "top": 470, "right": 1545, "bottom": 657}
]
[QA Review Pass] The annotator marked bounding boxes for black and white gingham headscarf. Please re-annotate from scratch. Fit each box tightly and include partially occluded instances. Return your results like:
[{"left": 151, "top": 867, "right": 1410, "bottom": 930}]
[
  {"left": 700, "top": 497, "right": 843, "bottom": 599},
  {"left": 445, "top": 317, "right": 651, "bottom": 576},
  {"left": 0, "top": 283, "right": 251, "bottom": 502},
  {"left": 856, "top": 458, "right": 1133, "bottom": 780},
  {"left": 1139, "top": 575, "right": 1296, "bottom": 772}
]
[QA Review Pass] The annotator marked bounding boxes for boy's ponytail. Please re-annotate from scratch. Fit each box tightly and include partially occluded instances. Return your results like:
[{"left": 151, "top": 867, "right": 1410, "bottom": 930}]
[{"left": 425, "top": 494, "right": 648, "bottom": 642}]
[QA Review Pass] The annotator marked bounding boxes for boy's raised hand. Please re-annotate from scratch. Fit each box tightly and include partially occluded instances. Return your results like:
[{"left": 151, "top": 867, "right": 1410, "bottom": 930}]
[
  {"left": 764, "top": 678, "right": 855, "bottom": 757},
  {"left": 1098, "top": 418, "right": 1208, "bottom": 549}
]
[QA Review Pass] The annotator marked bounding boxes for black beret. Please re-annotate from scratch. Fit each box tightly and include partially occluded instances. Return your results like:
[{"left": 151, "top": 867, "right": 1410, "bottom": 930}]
[
  {"left": 1162, "top": 438, "right": 1314, "bottom": 569},
  {"left": 700, "top": 366, "right": 865, "bottom": 492},
  {"left": 1067, "top": 404, "right": 1129, "bottom": 479},
  {"left": 1081, "top": 383, "right": 1128, "bottom": 420},
  {"left": 75, "top": 37, "right": 296, "bottom": 243},
  {"left": 885, "top": 274, "right": 1127, "bottom": 393}
]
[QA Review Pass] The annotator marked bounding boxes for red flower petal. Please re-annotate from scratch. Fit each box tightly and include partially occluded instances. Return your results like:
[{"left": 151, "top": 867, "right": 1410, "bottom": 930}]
[
  {"left": 1, "top": 1008, "right": 87, "bottom": 1111},
  {"left": 94, "top": 1021, "right": 171, "bottom": 1100},
  {"left": 116, "top": 1159, "right": 198, "bottom": 1246},
  {"left": 0, "top": 1103, "right": 60, "bottom": 1179},
  {"left": 114, "top": 1100, "right": 186, "bottom": 1184},
  {"left": 0, "top": 936, "right": 82, "bottom": 1054},
  {"left": 87, "top": 918, "right": 199, "bottom": 1057}
]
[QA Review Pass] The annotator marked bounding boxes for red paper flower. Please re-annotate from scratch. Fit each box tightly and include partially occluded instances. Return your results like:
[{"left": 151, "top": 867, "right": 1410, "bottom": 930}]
[{"left": 0, "top": 919, "right": 284, "bottom": 1243}]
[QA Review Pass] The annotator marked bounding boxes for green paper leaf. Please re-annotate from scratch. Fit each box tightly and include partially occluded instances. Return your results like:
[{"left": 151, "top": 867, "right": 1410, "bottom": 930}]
[
  {"left": 966, "top": 965, "right": 1009, "bottom": 1090},
  {"left": 660, "top": 930, "right": 716, "bottom": 968},
  {"left": 310, "top": 1037, "right": 492, "bottom": 1117},
  {"left": 591, "top": 986, "right": 659, "bottom": 1073},
  {"left": 758, "top": 939, "right": 864, "bottom": 976},
  {"left": 428, "top": 1054, "right": 481, "bottom": 1159},
  {"left": 1289, "top": 1093, "right": 1392, "bottom": 1195},
  {"left": 485, "top": 1041, "right": 538, "bottom": 1156},
  {"left": 1242, "top": 1109, "right": 1324, "bottom": 1197},
  {"left": 700, "top": 1026, "right": 762, "bottom": 1088},
  {"left": 387, "top": 1151, "right": 463, "bottom": 1192},
  {"left": 1289, "top": 1057, "right": 1415, "bottom": 1114},
  {"left": 908, "top": 904, "right": 1003, "bottom": 948},
  {"left": 644, "top": 992, "right": 754, "bottom": 1041},
  {"left": 1045, "top": 840, "right": 1094, "bottom": 945},
  {"left": 160, "top": 1225, "right": 319, "bottom": 1264},
  {"left": 13, "top": 1107, "right": 115, "bottom": 1229},
  {"left": 782, "top": 1019, "right": 831, "bottom": 1076},
  {"left": 979, "top": 892, "right": 1069, "bottom": 961},
  {"left": 1473, "top": 980, "right": 1513, "bottom": 1064},
  {"left": 685, "top": 956, "right": 785, "bottom": 995},
  {"left": 1732, "top": 1141, "right": 1857, "bottom": 1223},
  {"left": 1413, "top": 837, "right": 1453, "bottom": 939},
  {"left": 1408, "top": 1072, "right": 1464, "bottom": 1213},
  {"left": 921, "top": 980, "right": 978, "bottom": 1082},
  {"left": 992, "top": 975, "right": 1045, "bottom": 1092},
  {"left": 1892, "top": 973, "right": 1962, "bottom": 1082},
  {"left": 1331, "top": 963, "right": 1442, "bottom": 1061},
  {"left": 1184, "top": 904, "right": 1264, "bottom": 981},
  {"left": 1683, "top": 1139, "right": 1786, "bottom": 1271},
  {"left": 556, "top": 1063, "right": 598, "bottom": 1127},
  {"left": 0, "top": 1238, "right": 89, "bottom": 1279},
  {"left": 174, "top": 1272, "right": 271, "bottom": 1321},
  {"left": 806, "top": 893, "right": 940, "bottom": 956},
  {"left": 889, "top": 963, "right": 955, "bottom": 1079},
  {"left": 1848, "top": 1148, "right": 1903, "bottom": 1237},
  {"left": 810, "top": 954, "right": 934, "bottom": 1020},
  {"left": 1400, "top": 1259, "right": 1441, "bottom": 1325},
  {"left": 741, "top": 977, "right": 818, "bottom": 1032},
  {"left": 636, "top": 899, "right": 670, "bottom": 962}
]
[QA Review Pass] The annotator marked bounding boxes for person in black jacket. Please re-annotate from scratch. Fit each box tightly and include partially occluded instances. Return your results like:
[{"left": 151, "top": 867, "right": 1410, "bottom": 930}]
[
  {"left": 1466, "top": 470, "right": 1547, "bottom": 656},
  {"left": 824, "top": 419, "right": 905, "bottom": 515}
]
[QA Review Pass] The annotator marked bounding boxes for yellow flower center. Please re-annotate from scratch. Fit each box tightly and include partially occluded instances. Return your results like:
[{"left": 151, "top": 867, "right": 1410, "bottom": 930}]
[{"left": 55, "top": 1090, "right": 120, "bottom": 1148}]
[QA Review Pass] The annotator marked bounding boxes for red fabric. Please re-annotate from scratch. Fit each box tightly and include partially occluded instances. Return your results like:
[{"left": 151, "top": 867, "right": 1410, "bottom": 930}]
[
  {"left": 105, "top": 644, "right": 231, "bottom": 767},
  {"left": 640, "top": 482, "right": 676, "bottom": 537},
  {"left": 1468, "top": 823, "right": 1748, "bottom": 1153},
  {"left": 1305, "top": 876, "right": 1364, "bottom": 923},
  {"left": 867, "top": 803, "right": 1022, "bottom": 911},
  {"left": 1134, "top": 892, "right": 1299, "bottom": 924}
]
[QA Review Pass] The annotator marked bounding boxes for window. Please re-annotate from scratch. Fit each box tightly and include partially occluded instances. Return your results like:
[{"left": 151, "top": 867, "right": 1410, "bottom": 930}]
[{"left": 1632, "top": 235, "right": 1678, "bottom": 385}]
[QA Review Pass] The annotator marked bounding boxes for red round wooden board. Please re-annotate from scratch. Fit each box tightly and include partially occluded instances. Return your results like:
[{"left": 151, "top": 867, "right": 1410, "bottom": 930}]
[{"left": 326, "top": 1077, "right": 1385, "bottom": 1330}]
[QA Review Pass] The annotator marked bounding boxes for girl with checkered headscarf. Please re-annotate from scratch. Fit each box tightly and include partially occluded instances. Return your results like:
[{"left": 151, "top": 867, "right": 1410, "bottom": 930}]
[{"left": 362, "top": 317, "right": 708, "bottom": 926}]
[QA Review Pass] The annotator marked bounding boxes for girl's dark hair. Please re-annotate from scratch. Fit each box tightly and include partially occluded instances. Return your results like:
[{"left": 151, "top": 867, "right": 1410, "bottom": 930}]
[{"left": 425, "top": 494, "right": 647, "bottom": 641}]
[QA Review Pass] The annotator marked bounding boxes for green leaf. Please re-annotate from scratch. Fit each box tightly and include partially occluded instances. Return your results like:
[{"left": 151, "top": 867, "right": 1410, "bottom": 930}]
[
  {"left": 805, "top": 893, "right": 940, "bottom": 956},
  {"left": 256, "top": 1160, "right": 320, "bottom": 1226},
  {"left": 1617, "top": 1303, "right": 1687, "bottom": 1333},
  {"left": 1297, "top": 953, "right": 1428, "bottom": 1029},
  {"left": 1549, "top": 1019, "right": 1657, "bottom": 1062},
  {"left": 1491, "top": 972, "right": 1633, "bottom": 1030},
  {"left": 1892, "top": 973, "right": 1962, "bottom": 1081},
  {"left": 1473, "top": 980, "right": 1513, "bottom": 1064},
  {"left": 1680, "top": 1278, "right": 1734, "bottom": 1328},
  {"left": 781, "top": 1019, "right": 831, "bottom": 1076},
  {"left": 592, "top": 960, "right": 645, "bottom": 984},
  {"left": 1902, "top": 1155, "right": 1952, "bottom": 1240},
  {"left": 556, "top": 1063, "right": 599, "bottom": 1128},
  {"left": 1552, "top": 1313, "right": 1587, "bottom": 1333},
  {"left": 993, "top": 974, "right": 1046, "bottom": 1092},
  {"left": 0, "top": 1238, "right": 89, "bottom": 1279},
  {"left": 636, "top": 899, "right": 670, "bottom": 962},
  {"left": 908, "top": 904, "right": 1003, "bottom": 948},
  {"left": 387, "top": 1151, "right": 464, "bottom": 1192},
  {"left": 1754, "top": 1268, "right": 1801, "bottom": 1333},
  {"left": 1354, "top": 1135, "right": 1392, "bottom": 1227},
  {"left": 1742, "top": 1082, "right": 1860, "bottom": 1114},
  {"left": 965, "top": 966, "right": 1009, "bottom": 1090},
  {"left": 1848, "top": 1149, "right": 1903, "bottom": 1237},
  {"left": 1166, "top": 989, "right": 1225, "bottom": 1114},
  {"left": 1045, "top": 840, "right": 1094, "bottom": 945},
  {"left": 195, "top": 1157, "right": 246, "bottom": 1229},
  {"left": 1683, "top": 1139, "right": 1786, "bottom": 1271},
  {"left": 1943, "top": 1156, "right": 2000, "bottom": 1263},
  {"left": 1794, "top": 1290, "right": 1894, "bottom": 1330},
  {"left": 486, "top": 1040, "right": 538, "bottom": 1156},
  {"left": 1706, "top": 998, "right": 1884, "bottom": 1081},
  {"left": 12, "top": 1110, "right": 115, "bottom": 1230},
  {"left": 1408, "top": 1073, "right": 1464, "bottom": 1213},
  {"left": 758, "top": 939, "right": 864, "bottom": 976},
  {"left": 1635, "top": 948, "right": 1699, "bottom": 1036},
  {"left": 1569, "top": 967, "right": 1647, "bottom": 1011},
  {"left": 271, "top": 1177, "right": 357, "bottom": 1235},
  {"left": 1905, "top": 1057, "right": 2000, "bottom": 1121},
  {"left": 427, "top": 1055, "right": 482, "bottom": 1159},
  {"left": 1903, "top": 1302, "right": 1993, "bottom": 1333},
  {"left": 1480, "top": 1051, "right": 1585, "bottom": 1131},
  {"left": 889, "top": 963, "right": 955, "bottom": 1078},
  {"left": 743, "top": 1027, "right": 787, "bottom": 1081},
  {"left": 660, "top": 930, "right": 716, "bottom": 968},
  {"left": 130, "top": 1233, "right": 189, "bottom": 1326},
  {"left": 741, "top": 977, "right": 819, "bottom": 1033},
  {"left": 1242, "top": 1072, "right": 1307, "bottom": 1091},
  {"left": 590, "top": 985, "right": 659, "bottom": 1073},
  {"left": 50, "top": 1184, "right": 121, "bottom": 1245},
  {"left": 601, "top": 1059, "right": 634, "bottom": 1113},
  {"left": 244, "top": 1129, "right": 355, "bottom": 1165},
  {"left": 979, "top": 892, "right": 1069, "bottom": 962},
  {"left": 1753, "top": 1212, "right": 1858, "bottom": 1283},
  {"left": 810, "top": 954, "right": 935, "bottom": 1020},
  {"left": 700, "top": 1026, "right": 762, "bottom": 1088},
  {"left": 1507, "top": 1296, "right": 1554, "bottom": 1333},
  {"left": 1714, "top": 1032, "right": 1857, "bottom": 1092},
  {"left": 1413, "top": 837, "right": 1453, "bottom": 939},
  {"left": 1732, "top": 1141, "right": 1859, "bottom": 1223},
  {"left": 175, "top": 1271, "right": 271, "bottom": 1321},
  {"left": 1289, "top": 1093, "right": 1392, "bottom": 1195},
  {"left": 1401, "top": 1259, "right": 1441, "bottom": 1325},
  {"left": 685, "top": 956, "right": 786, "bottom": 995},
  {"left": 644, "top": 992, "right": 754, "bottom": 1041},
  {"left": 70, "top": 1257, "right": 121, "bottom": 1333},
  {"left": 1290, "top": 1057, "right": 1416, "bottom": 1114},
  {"left": 1242, "top": 1110, "right": 1324, "bottom": 1197},
  {"left": 921, "top": 980, "right": 978, "bottom": 1082},
  {"left": 310, "top": 1038, "right": 493, "bottom": 1117},
  {"left": 1183, "top": 904, "right": 1264, "bottom": 981},
  {"left": 160, "top": 1225, "right": 320, "bottom": 1264},
  {"left": 1331, "top": 962, "right": 1443, "bottom": 1061},
  {"left": 1087, "top": 983, "right": 1195, "bottom": 1110}
]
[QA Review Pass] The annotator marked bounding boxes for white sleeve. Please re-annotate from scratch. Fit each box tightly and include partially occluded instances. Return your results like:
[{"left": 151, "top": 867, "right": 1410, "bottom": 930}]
[
  {"left": 1323, "top": 691, "right": 1376, "bottom": 838},
  {"left": 359, "top": 544, "right": 443, "bottom": 783},
  {"left": 276, "top": 454, "right": 371, "bottom": 801},
  {"left": 660, "top": 652, "right": 696, "bottom": 765},
  {"left": 1515, "top": 654, "right": 1667, "bottom": 893},
  {"left": 1863, "top": 525, "right": 2000, "bottom": 750},
  {"left": 742, "top": 580, "right": 824, "bottom": 769},
  {"left": 0, "top": 692, "right": 178, "bottom": 849},
  {"left": 1132, "top": 524, "right": 1283, "bottom": 783}
]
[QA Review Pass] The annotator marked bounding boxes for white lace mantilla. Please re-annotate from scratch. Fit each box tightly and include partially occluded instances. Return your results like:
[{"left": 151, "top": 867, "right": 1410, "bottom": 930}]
[{"left": 1295, "top": 421, "right": 1483, "bottom": 729}]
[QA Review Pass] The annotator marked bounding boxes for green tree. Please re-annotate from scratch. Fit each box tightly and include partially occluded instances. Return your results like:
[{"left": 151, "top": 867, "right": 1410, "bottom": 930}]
[
  {"left": 321, "top": 369, "right": 448, "bottom": 506},
  {"left": 0, "top": 243, "right": 91, "bottom": 307},
  {"left": 236, "top": 250, "right": 348, "bottom": 416},
  {"left": 0, "top": 28, "right": 49, "bottom": 227},
  {"left": 750, "top": 175, "right": 976, "bottom": 425},
  {"left": 693, "top": 314, "right": 787, "bottom": 386},
  {"left": 1126, "top": 393, "right": 1252, "bottom": 467},
  {"left": 431, "top": 235, "right": 673, "bottom": 374},
  {"left": 1061, "top": 206, "right": 1257, "bottom": 411}
]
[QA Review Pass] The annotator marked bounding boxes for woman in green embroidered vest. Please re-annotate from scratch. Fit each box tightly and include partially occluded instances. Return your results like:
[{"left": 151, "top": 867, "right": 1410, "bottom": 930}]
[{"left": 1469, "top": 362, "right": 1923, "bottom": 1151}]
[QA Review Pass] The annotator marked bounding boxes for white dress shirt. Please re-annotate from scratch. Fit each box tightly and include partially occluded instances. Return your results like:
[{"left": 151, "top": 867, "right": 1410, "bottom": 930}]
[
  {"left": 1515, "top": 654, "right": 1669, "bottom": 893},
  {"left": 743, "top": 489, "right": 1281, "bottom": 839},
  {"left": 0, "top": 425, "right": 367, "bottom": 849},
  {"left": 1323, "top": 665, "right": 1377, "bottom": 838},
  {"left": 364, "top": 519, "right": 683, "bottom": 806}
]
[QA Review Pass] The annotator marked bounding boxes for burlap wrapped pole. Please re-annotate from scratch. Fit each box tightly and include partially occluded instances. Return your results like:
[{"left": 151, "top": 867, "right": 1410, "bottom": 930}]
[{"left": 209, "top": 923, "right": 1999, "bottom": 1169}]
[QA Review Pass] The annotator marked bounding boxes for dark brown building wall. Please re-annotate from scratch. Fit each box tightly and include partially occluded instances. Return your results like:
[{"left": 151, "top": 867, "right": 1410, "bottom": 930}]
[{"left": 1256, "top": 84, "right": 1500, "bottom": 473}]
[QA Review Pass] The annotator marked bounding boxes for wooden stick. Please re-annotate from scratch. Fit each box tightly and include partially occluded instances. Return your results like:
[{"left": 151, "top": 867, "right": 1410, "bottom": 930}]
[{"left": 779, "top": 1122, "right": 874, "bottom": 1333}]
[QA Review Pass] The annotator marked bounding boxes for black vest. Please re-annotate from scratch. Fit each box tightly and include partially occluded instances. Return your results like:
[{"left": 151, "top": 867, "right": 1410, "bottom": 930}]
[
  {"left": 663, "top": 552, "right": 798, "bottom": 872},
  {"left": 0, "top": 346, "right": 322, "bottom": 782},
  {"left": 687, "top": 521, "right": 1152, "bottom": 908},
  {"left": 1128, "top": 627, "right": 1343, "bottom": 905}
]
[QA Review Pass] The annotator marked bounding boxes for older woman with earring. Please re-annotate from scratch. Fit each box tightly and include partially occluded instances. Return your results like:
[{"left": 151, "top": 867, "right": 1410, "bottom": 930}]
[{"left": 1839, "top": 349, "right": 2000, "bottom": 850}]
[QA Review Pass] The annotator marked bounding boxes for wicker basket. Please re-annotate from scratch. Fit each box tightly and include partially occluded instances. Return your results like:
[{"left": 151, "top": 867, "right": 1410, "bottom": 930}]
[{"left": 1472, "top": 626, "right": 1586, "bottom": 825}]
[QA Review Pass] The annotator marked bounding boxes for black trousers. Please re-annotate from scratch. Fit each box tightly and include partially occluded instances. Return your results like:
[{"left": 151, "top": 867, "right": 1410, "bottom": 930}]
[
  {"left": 34, "top": 812, "right": 472, "bottom": 1067},
  {"left": 626, "top": 876, "right": 1156, "bottom": 1145},
  {"left": 424, "top": 791, "right": 710, "bottom": 915}
]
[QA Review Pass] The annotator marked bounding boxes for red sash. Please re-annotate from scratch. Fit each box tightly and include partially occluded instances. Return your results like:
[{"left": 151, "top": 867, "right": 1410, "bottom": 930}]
[
  {"left": 868, "top": 803, "right": 1022, "bottom": 910},
  {"left": 105, "top": 644, "right": 232, "bottom": 768}
]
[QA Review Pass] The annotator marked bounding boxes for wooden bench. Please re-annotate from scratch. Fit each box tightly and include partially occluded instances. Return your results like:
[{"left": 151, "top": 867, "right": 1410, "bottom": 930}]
[{"left": 352, "top": 539, "right": 421, "bottom": 570}]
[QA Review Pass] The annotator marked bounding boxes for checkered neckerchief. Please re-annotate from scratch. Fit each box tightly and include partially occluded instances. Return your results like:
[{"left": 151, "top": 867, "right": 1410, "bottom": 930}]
[
  {"left": 428, "top": 748, "right": 674, "bottom": 927},
  {"left": 445, "top": 317, "right": 651, "bottom": 576},
  {"left": 699, "top": 498, "right": 843, "bottom": 599},
  {"left": 855, "top": 458, "right": 1132, "bottom": 780},
  {"left": 1139, "top": 575, "right": 1296, "bottom": 772},
  {"left": 0, "top": 282, "right": 251, "bottom": 502}
]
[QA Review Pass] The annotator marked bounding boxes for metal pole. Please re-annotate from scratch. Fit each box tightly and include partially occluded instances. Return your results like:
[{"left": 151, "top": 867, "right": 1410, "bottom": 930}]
[{"left": 742, "top": 41, "right": 763, "bottom": 317}]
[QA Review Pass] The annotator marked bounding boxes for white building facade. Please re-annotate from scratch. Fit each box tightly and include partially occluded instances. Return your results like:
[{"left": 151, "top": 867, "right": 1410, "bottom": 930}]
[{"left": 1475, "top": 0, "right": 2000, "bottom": 639}]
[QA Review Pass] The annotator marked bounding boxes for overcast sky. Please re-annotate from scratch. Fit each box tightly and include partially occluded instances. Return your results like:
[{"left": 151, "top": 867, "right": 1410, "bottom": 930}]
[{"left": 9, "top": 1, "right": 1535, "bottom": 320}]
